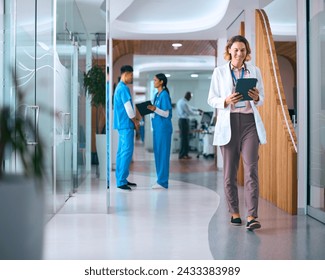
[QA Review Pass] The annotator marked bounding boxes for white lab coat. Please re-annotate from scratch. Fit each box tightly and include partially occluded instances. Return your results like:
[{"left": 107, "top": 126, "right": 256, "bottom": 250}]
[{"left": 207, "top": 62, "right": 267, "bottom": 146}]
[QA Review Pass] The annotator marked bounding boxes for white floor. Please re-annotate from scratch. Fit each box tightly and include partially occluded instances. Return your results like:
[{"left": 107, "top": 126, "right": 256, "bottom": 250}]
[
  {"left": 43, "top": 173, "right": 220, "bottom": 260},
  {"left": 43, "top": 142, "right": 325, "bottom": 260}
]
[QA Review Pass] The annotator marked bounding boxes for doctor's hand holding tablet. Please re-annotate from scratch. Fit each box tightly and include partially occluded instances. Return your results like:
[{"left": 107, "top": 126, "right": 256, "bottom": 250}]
[{"left": 225, "top": 78, "right": 260, "bottom": 108}]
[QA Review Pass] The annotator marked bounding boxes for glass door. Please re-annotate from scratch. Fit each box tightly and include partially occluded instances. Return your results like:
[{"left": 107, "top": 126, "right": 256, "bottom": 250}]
[
  {"left": 13, "top": 0, "right": 76, "bottom": 216},
  {"left": 14, "top": 0, "right": 57, "bottom": 218},
  {"left": 2, "top": 0, "right": 107, "bottom": 217},
  {"left": 308, "top": 0, "right": 325, "bottom": 224},
  {"left": 55, "top": 0, "right": 79, "bottom": 209}
]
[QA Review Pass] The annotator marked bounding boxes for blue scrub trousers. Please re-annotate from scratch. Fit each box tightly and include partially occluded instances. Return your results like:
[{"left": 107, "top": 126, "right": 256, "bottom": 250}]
[
  {"left": 116, "top": 128, "right": 134, "bottom": 187},
  {"left": 153, "top": 124, "right": 172, "bottom": 188}
]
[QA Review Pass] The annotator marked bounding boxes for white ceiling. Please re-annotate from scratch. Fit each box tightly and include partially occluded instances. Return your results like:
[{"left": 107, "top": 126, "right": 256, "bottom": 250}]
[
  {"left": 74, "top": 0, "right": 106, "bottom": 37},
  {"left": 75, "top": 0, "right": 296, "bottom": 40},
  {"left": 75, "top": 0, "right": 297, "bottom": 83},
  {"left": 110, "top": 0, "right": 230, "bottom": 39},
  {"left": 264, "top": 0, "right": 297, "bottom": 40}
]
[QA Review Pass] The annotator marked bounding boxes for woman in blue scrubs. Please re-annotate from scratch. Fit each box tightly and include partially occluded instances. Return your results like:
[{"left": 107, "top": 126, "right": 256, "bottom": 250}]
[{"left": 147, "top": 73, "right": 173, "bottom": 189}]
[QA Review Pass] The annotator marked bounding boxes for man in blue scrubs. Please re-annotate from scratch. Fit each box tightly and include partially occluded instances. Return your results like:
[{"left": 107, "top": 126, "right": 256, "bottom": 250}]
[{"left": 113, "top": 65, "right": 139, "bottom": 191}]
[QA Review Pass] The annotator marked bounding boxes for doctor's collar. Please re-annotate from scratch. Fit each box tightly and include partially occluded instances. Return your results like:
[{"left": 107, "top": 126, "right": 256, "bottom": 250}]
[{"left": 229, "top": 61, "right": 247, "bottom": 71}]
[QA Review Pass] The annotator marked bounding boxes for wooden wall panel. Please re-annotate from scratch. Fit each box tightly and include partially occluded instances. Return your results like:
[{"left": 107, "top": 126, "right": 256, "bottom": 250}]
[
  {"left": 113, "top": 40, "right": 218, "bottom": 64},
  {"left": 255, "top": 9, "right": 297, "bottom": 214}
]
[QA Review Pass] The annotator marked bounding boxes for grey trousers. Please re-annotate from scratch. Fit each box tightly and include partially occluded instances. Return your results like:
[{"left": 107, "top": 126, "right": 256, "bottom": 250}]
[{"left": 220, "top": 113, "right": 260, "bottom": 218}]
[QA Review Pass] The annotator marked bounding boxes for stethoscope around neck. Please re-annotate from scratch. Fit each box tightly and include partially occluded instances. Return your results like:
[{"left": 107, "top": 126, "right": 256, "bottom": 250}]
[{"left": 229, "top": 62, "right": 250, "bottom": 87}]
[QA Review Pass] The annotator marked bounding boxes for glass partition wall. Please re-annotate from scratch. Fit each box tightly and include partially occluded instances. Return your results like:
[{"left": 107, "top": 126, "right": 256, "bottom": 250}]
[
  {"left": 308, "top": 0, "right": 325, "bottom": 223},
  {"left": 55, "top": 0, "right": 88, "bottom": 212},
  {"left": 0, "top": 0, "right": 98, "bottom": 220},
  {"left": 16, "top": 0, "right": 58, "bottom": 218}
]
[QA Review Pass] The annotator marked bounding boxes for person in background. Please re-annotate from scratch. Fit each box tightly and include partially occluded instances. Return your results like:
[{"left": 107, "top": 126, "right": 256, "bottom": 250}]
[
  {"left": 147, "top": 73, "right": 173, "bottom": 189},
  {"left": 176, "top": 91, "right": 203, "bottom": 159},
  {"left": 113, "top": 65, "right": 139, "bottom": 191},
  {"left": 207, "top": 35, "right": 267, "bottom": 230}
]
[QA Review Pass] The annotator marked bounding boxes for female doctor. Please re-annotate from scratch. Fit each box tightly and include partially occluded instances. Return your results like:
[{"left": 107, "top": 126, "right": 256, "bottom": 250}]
[
  {"left": 147, "top": 73, "right": 173, "bottom": 189},
  {"left": 207, "top": 35, "right": 267, "bottom": 230}
]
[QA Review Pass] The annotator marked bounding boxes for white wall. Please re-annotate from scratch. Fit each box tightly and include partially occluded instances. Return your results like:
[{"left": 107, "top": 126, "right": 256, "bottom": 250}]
[
  {"left": 278, "top": 55, "right": 295, "bottom": 110},
  {"left": 140, "top": 74, "right": 213, "bottom": 153},
  {"left": 170, "top": 79, "right": 212, "bottom": 112}
]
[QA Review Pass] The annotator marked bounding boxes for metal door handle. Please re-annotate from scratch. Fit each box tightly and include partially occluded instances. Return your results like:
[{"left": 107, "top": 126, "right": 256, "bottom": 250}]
[
  {"left": 25, "top": 105, "right": 39, "bottom": 145},
  {"left": 62, "top": 112, "right": 71, "bottom": 140}
]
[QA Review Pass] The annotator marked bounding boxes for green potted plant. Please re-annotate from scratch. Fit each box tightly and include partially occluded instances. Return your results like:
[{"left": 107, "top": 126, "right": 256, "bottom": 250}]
[
  {"left": 0, "top": 75, "right": 46, "bottom": 259},
  {"left": 0, "top": 106, "right": 44, "bottom": 179},
  {"left": 83, "top": 64, "right": 106, "bottom": 127},
  {"left": 84, "top": 64, "right": 106, "bottom": 179}
]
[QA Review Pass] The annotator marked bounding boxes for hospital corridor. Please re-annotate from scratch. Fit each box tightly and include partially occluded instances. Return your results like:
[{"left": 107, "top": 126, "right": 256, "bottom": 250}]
[{"left": 43, "top": 141, "right": 325, "bottom": 260}]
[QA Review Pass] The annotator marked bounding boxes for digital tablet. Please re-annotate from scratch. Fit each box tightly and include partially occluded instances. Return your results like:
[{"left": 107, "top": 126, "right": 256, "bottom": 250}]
[
  {"left": 235, "top": 78, "right": 257, "bottom": 101},
  {"left": 136, "top": 100, "right": 153, "bottom": 116}
]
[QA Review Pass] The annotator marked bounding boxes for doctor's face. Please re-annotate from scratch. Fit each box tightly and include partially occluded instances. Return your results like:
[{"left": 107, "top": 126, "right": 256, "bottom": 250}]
[{"left": 229, "top": 41, "right": 247, "bottom": 65}]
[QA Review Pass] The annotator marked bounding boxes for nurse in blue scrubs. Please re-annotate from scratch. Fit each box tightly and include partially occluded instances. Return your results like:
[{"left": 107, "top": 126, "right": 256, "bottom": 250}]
[
  {"left": 147, "top": 73, "right": 173, "bottom": 189},
  {"left": 113, "top": 65, "right": 140, "bottom": 191}
]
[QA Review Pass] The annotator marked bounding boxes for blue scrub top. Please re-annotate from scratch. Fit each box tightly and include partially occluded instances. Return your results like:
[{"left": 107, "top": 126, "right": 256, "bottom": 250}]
[
  {"left": 152, "top": 90, "right": 173, "bottom": 131},
  {"left": 113, "top": 81, "right": 134, "bottom": 130}
]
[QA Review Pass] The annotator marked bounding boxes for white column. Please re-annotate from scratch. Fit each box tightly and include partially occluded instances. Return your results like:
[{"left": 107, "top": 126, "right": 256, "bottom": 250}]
[
  {"left": 244, "top": 8, "right": 256, "bottom": 64},
  {"left": 296, "top": 0, "right": 308, "bottom": 213},
  {"left": 72, "top": 43, "right": 79, "bottom": 181},
  {"left": 217, "top": 36, "right": 227, "bottom": 67},
  {"left": 85, "top": 39, "right": 92, "bottom": 172},
  {"left": 216, "top": 35, "right": 227, "bottom": 170}
]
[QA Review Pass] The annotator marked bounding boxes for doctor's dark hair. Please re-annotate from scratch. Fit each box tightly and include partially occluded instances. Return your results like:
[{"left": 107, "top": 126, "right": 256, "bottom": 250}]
[
  {"left": 224, "top": 35, "right": 251, "bottom": 62},
  {"left": 120, "top": 65, "right": 133, "bottom": 74},
  {"left": 155, "top": 73, "right": 170, "bottom": 95}
]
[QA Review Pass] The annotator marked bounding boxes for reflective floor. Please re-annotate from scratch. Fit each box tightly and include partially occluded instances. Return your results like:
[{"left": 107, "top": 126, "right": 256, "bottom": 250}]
[{"left": 43, "top": 142, "right": 325, "bottom": 260}]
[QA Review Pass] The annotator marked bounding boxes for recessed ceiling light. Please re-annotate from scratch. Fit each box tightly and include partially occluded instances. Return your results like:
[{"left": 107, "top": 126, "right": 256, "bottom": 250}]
[
  {"left": 191, "top": 74, "right": 199, "bottom": 78},
  {"left": 172, "top": 43, "right": 182, "bottom": 50}
]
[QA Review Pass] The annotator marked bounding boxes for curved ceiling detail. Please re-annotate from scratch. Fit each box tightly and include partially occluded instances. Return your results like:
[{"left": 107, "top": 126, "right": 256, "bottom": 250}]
[
  {"left": 111, "top": 0, "right": 230, "bottom": 35},
  {"left": 264, "top": 0, "right": 296, "bottom": 39},
  {"left": 75, "top": 0, "right": 297, "bottom": 41},
  {"left": 133, "top": 55, "right": 216, "bottom": 78}
]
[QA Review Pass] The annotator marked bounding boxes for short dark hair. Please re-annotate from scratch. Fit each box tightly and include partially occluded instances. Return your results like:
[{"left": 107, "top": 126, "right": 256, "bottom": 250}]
[
  {"left": 120, "top": 65, "right": 133, "bottom": 74},
  {"left": 185, "top": 91, "right": 192, "bottom": 99},
  {"left": 106, "top": 66, "right": 109, "bottom": 74}
]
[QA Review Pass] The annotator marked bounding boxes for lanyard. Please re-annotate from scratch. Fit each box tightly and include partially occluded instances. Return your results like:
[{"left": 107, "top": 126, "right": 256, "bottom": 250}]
[{"left": 230, "top": 62, "right": 245, "bottom": 87}]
